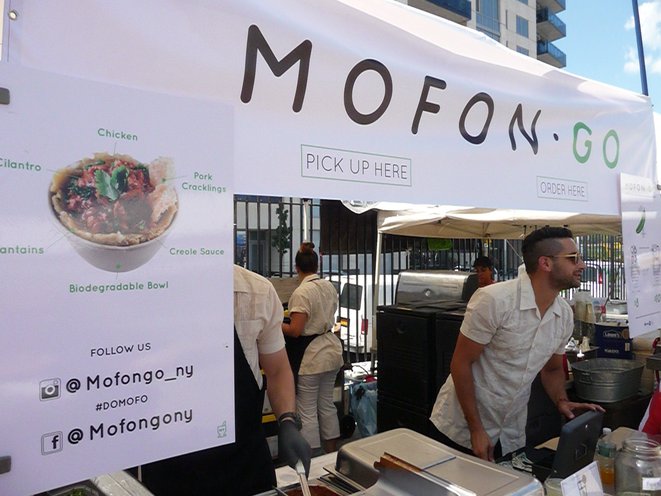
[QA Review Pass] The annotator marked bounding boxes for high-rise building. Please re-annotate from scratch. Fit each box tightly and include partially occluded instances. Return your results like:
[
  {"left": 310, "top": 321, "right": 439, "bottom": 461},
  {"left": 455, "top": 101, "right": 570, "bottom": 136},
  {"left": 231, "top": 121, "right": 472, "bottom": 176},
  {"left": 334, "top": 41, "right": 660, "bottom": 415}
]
[{"left": 397, "top": 0, "right": 567, "bottom": 68}]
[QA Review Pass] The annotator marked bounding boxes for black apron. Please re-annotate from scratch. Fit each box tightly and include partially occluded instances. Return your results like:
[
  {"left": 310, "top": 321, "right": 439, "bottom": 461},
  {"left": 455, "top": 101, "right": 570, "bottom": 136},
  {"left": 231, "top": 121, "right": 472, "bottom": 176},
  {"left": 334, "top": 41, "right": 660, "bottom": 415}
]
[
  {"left": 140, "top": 328, "right": 275, "bottom": 495},
  {"left": 284, "top": 333, "right": 319, "bottom": 385},
  {"left": 285, "top": 275, "right": 326, "bottom": 385}
]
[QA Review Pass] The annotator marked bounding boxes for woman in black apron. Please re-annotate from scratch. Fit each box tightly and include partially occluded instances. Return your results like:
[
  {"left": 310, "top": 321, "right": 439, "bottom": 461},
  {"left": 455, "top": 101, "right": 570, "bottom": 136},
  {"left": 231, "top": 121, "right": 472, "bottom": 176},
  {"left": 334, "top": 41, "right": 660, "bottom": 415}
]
[{"left": 283, "top": 243, "right": 343, "bottom": 454}]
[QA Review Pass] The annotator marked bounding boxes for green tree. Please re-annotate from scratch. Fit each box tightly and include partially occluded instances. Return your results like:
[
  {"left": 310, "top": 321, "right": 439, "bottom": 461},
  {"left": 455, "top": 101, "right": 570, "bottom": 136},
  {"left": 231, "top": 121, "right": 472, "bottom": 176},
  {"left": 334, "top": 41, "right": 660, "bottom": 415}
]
[{"left": 272, "top": 203, "right": 292, "bottom": 270}]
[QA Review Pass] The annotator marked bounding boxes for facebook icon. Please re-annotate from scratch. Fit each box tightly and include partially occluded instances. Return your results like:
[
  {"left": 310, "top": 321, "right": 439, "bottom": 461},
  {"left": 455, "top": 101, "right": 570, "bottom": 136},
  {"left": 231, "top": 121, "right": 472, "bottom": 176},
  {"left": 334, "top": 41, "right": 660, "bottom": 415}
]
[{"left": 41, "top": 432, "right": 63, "bottom": 455}]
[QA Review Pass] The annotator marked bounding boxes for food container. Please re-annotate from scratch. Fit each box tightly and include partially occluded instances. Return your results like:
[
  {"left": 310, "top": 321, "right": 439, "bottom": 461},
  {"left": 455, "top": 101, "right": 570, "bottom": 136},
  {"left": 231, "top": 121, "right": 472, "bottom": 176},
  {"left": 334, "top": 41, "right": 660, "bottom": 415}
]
[
  {"left": 257, "top": 477, "right": 357, "bottom": 496},
  {"left": 276, "top": 483, "right": 343, "bottom": 495},
  {"left": 335, "top": 428, "right": 542, "bottom": 495},
  {"left": 604, "top": 300, "right": 628, "bottom": 322},
  {"left": 48, "top": 153, "right": 178, "bottom": 272},
  {"left": 571, "top": 358, "right": 644, "bottom": 403},
  {"left": 46, "top": 481, "right": 101, "bottom": 495},
  {"left": 45, "top": 471, "right": 154, "bottom": 496}
]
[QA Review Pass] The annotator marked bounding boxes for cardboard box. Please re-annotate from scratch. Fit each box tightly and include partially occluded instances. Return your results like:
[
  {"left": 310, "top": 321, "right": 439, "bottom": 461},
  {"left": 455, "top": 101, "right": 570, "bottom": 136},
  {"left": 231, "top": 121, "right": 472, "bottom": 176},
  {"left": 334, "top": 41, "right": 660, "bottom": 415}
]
[
  {"left": 594, "top": 322, "right": 629, "bottom": 345},
  {"left": 597, "top": 337, "right": 633, "bottom": 359},
  {"left": 633, "top": 329, "right": 660, "bottom": 394}
]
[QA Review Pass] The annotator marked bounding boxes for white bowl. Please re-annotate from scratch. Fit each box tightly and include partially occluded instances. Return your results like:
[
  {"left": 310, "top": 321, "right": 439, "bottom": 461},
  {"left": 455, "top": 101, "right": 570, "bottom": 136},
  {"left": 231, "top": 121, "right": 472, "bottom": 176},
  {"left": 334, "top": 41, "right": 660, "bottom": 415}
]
[
  {"left": 54, "top": 214, "right": 176, "bottom": 272},
  {"left": 49, "top": 154, "right": 178, "bottom": 272}
]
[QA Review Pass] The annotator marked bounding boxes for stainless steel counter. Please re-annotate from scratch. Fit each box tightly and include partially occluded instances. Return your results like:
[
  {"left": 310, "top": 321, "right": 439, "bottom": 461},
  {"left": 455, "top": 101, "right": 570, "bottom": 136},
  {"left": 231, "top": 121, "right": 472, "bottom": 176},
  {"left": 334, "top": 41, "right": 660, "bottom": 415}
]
[
  {"left": 42, "top": 471, "right": 153, "bottom": 496},
  {"left": 266, "top": 429, "right": 543, "bottom": 496}
]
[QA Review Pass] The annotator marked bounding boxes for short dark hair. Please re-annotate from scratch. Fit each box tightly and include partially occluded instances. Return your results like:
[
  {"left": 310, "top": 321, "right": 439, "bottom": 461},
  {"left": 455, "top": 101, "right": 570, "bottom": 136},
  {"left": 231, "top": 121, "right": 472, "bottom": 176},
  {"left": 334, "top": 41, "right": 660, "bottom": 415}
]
[
  {"left": 473, "top": 256, "right": 493, "bottom": 270},
  {"left": 522, "top": 227, "right": 574, "bottom": 273},
  {"left": 295, "top": 242, "right": 318, "bottom": 273}
]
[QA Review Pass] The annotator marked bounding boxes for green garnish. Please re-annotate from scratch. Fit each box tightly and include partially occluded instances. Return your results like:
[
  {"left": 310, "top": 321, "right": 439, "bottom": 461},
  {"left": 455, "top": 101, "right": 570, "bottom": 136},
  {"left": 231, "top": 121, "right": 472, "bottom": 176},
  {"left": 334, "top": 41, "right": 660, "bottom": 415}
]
[
  {"left": 67, "top": 177, "right": 94, "bottom": 200},
  {"left": 95, "top": 166, "right": 129, "bottom": 201},
  {"left": 111, "top": 166, "right": 129, "bottom": 193},
  {"left": 66, "top": 488, "right": 88, "bottom": 496},
  {"left": 134, "top": 164, "right": 150, "bottom": 183},
  {"left": 83, "top": 159, "right": 106, "bottom": 170}
]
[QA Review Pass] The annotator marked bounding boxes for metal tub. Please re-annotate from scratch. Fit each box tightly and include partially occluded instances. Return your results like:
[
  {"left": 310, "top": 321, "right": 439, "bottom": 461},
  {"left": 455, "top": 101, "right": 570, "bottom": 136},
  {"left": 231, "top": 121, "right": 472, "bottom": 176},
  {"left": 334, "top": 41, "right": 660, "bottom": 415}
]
[{"left": 571, "top": 358, "right": 645, "bottom": 403}]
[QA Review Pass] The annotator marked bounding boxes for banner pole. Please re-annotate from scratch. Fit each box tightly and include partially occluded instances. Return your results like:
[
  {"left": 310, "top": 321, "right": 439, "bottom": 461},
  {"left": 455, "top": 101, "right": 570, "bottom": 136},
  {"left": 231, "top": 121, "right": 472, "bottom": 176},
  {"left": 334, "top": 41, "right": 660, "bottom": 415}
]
[{"left": 631, "top": 0, "right": 649, "bottom": 96}]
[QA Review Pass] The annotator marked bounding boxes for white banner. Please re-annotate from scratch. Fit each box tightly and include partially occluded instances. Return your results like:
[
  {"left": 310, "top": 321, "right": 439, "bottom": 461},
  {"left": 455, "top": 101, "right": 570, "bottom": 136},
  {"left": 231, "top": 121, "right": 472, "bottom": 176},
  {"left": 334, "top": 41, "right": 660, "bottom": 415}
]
[
  {"left": 3, "top": 0, "right": 657, "bottom": 214},
  {"left": 620, "top": 173, "right": 661, "bottom": 338},
  {"left": 0, "top": 65, "right": 235, "bottom": 496}
]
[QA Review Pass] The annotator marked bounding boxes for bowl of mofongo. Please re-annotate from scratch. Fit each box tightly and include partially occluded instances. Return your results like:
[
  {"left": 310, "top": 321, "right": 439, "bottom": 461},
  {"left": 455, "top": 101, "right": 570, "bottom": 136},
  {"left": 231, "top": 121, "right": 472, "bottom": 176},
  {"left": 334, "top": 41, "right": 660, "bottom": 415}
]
[{"left": 49, "top": 152, "right": 178, "bottom": 272}]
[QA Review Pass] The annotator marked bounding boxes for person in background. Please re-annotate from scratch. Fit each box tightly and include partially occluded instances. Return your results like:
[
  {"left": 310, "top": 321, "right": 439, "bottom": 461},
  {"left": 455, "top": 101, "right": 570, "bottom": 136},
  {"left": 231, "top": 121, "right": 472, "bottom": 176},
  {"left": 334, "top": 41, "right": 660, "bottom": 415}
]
[
  {"left": 473, "top": 255, "right": 495, "bottom": 288},
  {"left": 430, "top": 227, "right": 604, "bottom": 461},
  {"left": 282, "top": 242, "right": 343, "bottom": 454},
  {"left": 140, "top": 265, "right": 311, "bottom": 495}
]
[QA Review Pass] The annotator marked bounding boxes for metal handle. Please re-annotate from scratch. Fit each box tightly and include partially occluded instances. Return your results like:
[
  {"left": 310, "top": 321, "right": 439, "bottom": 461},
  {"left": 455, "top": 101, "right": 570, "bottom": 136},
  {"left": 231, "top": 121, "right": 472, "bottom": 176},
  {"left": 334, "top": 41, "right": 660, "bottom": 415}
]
[
  {"left": 272, "top": 485, "right": 289, "bottom": 496},
  {"left": 296, "top": 460, "right": 311, "bottom": 496}
]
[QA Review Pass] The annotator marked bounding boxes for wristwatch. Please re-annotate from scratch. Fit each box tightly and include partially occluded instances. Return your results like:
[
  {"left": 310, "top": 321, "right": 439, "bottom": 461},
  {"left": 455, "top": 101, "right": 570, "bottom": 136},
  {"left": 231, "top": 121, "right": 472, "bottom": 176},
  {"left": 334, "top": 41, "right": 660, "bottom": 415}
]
[{"left": 278, "top": 411, "right": 302, "bottom": 431}]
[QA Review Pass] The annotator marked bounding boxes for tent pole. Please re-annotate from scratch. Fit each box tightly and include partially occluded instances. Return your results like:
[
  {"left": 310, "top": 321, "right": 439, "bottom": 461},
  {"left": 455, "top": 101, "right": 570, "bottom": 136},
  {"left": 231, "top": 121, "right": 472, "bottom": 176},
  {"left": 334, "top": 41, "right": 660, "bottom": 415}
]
[
  {"left": 371, "top": 231, "right": 383, "bottom": 357},
  {"left": 302, "top": 198, "right": 310, "bottom": 241},
  {"left": 632, "top": 0, "right": 649, "bottom": 96}
]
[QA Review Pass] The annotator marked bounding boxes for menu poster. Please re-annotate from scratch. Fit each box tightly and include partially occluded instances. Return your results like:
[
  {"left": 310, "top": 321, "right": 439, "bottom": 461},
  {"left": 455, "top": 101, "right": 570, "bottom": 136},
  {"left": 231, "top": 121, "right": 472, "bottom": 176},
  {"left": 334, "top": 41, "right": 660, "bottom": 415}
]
[
  {"left": 620, "top": 173, "right": 661, "bottom": 338},
  {"left": 0, "top": 66, "right": 235, "bottom": 495}
]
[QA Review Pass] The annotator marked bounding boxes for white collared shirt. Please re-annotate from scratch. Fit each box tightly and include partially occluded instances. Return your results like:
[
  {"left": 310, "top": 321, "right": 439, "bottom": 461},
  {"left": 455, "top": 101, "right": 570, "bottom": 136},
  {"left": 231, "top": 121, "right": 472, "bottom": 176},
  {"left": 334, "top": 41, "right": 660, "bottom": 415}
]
[
  {"left": 430, "top": 271, "right": 573, "bottom": 454},
  {"left": 288, "top": 274, "right": 342, "bottom": 375},
  {"left": 234, "top": 265, "right": 286, "bottom": 388}
]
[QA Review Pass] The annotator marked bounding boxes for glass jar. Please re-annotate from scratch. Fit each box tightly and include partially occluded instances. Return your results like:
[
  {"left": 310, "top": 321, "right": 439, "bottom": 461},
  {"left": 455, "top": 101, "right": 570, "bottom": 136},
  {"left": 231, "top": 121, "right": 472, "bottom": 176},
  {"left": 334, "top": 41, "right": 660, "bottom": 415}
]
[
  {"left": 615, "top": 437, "right": 661, "bottom": 495},
  {"left": 544, "top": 477, "right": 563, "bottom": 496}
]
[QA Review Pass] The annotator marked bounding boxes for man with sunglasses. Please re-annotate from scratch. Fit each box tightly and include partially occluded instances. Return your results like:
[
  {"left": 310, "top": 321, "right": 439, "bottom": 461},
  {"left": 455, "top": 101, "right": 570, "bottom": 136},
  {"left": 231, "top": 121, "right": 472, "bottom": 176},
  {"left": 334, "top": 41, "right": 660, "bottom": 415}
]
[{"left": 430, "top": 227, "right": 603, "bottom": 462}]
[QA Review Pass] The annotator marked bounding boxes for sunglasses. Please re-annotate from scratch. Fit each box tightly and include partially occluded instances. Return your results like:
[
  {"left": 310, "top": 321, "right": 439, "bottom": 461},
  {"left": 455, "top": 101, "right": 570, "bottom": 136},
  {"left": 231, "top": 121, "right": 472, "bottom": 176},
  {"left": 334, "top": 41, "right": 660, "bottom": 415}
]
[{"left": 547, "top": 252, "right": 583, "bottom": 264}]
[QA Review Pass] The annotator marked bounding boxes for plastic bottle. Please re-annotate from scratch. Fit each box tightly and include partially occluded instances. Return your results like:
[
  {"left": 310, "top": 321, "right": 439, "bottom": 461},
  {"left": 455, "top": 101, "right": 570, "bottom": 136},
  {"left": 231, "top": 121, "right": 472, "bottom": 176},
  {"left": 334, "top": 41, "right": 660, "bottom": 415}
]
[
  {"left": 572, "top": 290, "right": 591, "bottom": 341},
  {"left": 584, "top": 300, "right": 596, "bottom": 343},
  {"left": 596, "top": 427, "right": 616, "bottom": 490}
]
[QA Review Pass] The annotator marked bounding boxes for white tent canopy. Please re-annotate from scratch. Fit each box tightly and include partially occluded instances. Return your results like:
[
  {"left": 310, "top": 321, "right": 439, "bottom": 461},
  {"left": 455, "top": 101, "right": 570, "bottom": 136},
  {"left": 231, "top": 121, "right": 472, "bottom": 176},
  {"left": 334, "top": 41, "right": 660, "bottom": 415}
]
[
  {"left": 347, "top": 201, "right": 623, "bottom": 353},
  {"left": 343, "top": 201, "right": 622, "bottom": 239},
  {"left": 378, "top": 205, "right": 622, "bottom": 239}
]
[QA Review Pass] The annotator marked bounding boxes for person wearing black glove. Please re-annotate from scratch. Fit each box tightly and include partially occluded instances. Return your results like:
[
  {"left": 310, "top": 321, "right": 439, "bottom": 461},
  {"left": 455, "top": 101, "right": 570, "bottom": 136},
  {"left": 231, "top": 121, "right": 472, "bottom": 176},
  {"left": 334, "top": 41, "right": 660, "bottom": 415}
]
[
  {"left": 278, "top": 411, "right": 312, "bottom": 476},
  {"left": 140, "top": 266, "right": 311, "bottom": 495}
]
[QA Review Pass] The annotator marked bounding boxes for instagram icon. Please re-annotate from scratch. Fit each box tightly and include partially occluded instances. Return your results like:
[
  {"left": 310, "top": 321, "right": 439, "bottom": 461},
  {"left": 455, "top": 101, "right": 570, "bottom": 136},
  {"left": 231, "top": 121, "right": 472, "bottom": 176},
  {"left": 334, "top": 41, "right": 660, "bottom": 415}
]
[{"left": 39, "top": 378, "right": 61, "bottom": 401}]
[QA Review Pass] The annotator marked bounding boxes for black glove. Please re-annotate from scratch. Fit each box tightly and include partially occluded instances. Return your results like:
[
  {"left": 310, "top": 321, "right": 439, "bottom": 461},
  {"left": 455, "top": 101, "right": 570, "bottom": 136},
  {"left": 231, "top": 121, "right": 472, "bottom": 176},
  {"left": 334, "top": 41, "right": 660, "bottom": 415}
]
[{"left": 278, "top": 420, "right": 312, "bottom": 476}]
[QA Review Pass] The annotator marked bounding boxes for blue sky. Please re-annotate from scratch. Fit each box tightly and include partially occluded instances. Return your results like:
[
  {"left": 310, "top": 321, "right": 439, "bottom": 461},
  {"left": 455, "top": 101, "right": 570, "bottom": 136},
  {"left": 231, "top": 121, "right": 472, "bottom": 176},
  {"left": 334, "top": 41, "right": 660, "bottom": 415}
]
[{"left": 555, "top": 0, "right": 661, "bottom": 109}]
